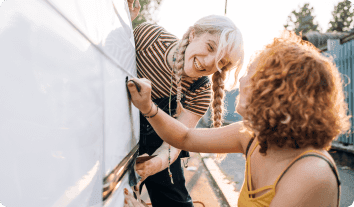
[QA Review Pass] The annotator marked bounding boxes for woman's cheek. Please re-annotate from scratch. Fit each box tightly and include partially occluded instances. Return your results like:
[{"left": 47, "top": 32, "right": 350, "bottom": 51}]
[{"left": 184, "top": 62, "right": 195, "bottom": 77}]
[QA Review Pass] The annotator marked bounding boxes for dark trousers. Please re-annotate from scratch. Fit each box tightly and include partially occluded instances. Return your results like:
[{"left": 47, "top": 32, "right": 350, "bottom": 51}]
[
  {"left": 139, "top": 96, "right": 194, "bottom": 207},
  {"left": 139, "top": 155, "right": 194, "bottom": 207}
]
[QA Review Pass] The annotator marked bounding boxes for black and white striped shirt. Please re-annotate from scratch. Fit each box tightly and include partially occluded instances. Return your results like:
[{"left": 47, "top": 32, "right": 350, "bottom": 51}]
[{"left": 134, "top": 23, "right": 211, "bottom": 116}]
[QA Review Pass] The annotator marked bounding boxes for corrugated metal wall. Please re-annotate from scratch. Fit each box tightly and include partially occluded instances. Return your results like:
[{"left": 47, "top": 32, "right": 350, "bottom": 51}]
[{"left": 325, "top": 39, "right": 354, "bottom": 145}]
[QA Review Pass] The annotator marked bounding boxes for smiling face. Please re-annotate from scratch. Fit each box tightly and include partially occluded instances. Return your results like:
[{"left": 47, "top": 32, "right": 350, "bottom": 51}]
[
  {"left": 236, "top": 58, "right": 259, "bottom": 117},
  {"left": 182, "top": 30, "right": 229, "bottom": 77}
]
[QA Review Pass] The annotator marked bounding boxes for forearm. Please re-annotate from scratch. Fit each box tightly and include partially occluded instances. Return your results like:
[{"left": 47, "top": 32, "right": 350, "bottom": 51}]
[
  {"left": 144, "top": 105, "right": 191, "bottom": 149},
  {"left": 152, "top": 142, "right": 181, "bottom": 173}
]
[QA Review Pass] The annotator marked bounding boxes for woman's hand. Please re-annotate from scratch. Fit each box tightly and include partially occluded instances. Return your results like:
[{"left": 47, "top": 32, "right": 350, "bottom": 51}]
[
  {"left": 127, "top": 0, "right": 141, "bottom": 22},
  {"left": 124, "top": 188, "right": 146, "bottom": 207},
  {"left": 135, "top": 153, "right": 163, "bottom": 186},
  {"left": 127, "top": 78, "right": 153, "bottom": 114}
]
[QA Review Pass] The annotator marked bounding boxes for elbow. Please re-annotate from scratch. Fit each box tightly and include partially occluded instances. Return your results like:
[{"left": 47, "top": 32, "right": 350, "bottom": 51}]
[{"left": 178, "top": 128, "right": 191, "bottom": 151}]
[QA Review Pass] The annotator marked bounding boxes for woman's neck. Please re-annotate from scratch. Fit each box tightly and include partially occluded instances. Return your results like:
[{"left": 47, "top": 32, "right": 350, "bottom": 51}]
[
  {"left": 166, "top": 42, "right": 179, "bottom": 70},
  {"left": 262, "top": 142, "right": 316, "bottom": 163}
]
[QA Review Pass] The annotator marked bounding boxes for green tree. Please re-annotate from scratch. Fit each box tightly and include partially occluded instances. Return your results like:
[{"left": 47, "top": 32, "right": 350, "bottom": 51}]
[
  {"left": 284, "top": 3, "right": 320, "bottom": 35},
  {"left": 327, "top": 0, "right": 354, "bottom": 32},
  {"left": 132, "top": 0, "right": 163, "bottom": 29}
]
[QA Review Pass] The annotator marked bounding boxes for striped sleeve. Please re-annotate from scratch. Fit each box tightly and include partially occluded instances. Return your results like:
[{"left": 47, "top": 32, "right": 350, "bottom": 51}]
[
  {"left": 183, "top": 83, "right": 212, "bottom": 116},
  {"left": 133, "top": 23, "right": 163, "bottom": 51}
]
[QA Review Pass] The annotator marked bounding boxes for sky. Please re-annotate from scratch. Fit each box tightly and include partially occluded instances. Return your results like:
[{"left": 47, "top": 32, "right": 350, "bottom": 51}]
[{"left": 155, "top": 0, "right": 344, "bottom": 87}]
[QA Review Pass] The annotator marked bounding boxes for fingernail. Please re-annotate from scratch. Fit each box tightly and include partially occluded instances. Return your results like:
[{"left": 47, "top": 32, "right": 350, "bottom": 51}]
[
  {"left": 128, "top": 80, "right": 135, "bottom": 85},
  {"left": 124, "top": 199, "right": 127, "bottom": 204},
  {"left": 124, "top": 188, "right": 128, "bottom": 195}
]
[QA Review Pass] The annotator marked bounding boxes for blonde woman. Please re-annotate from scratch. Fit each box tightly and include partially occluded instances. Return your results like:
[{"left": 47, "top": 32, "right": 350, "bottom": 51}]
[
  {"left": 126, "top": 31, "right": 350, "bottom": 207},
  {"left": 128, "top": 1, "right": 244, "bottom": 206}
]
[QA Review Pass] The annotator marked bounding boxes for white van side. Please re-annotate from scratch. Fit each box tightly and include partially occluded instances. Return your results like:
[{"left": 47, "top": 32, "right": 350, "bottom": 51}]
[{"left": 0, "top": 0, "right": 139, "bottom": 206}]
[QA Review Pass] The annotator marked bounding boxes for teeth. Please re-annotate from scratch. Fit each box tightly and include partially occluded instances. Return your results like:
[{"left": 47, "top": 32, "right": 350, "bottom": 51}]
[{"left": 194, "top": 58, "right": 202, "bottom": 70}]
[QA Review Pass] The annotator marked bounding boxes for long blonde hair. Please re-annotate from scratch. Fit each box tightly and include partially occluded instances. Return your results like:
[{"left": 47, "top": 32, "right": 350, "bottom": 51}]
[{"left": 173, "top": 15, "right": 244, "bottom": 127}]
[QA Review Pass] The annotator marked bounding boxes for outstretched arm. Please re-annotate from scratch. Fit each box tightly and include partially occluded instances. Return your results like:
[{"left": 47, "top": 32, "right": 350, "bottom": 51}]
[
  {"left": 127, "top": 78, "right": 252, "bottom": 154},
  {"left": 135, "top": 110, "right": 201, "bottom": 185},
  {"left": 151, "top": 109, "right": 201, "bottom": 165}
]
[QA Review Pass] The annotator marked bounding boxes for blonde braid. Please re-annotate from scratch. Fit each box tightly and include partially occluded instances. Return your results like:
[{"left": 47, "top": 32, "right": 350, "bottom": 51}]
[
  {"left": 211, "top": 70, "right": 227, "bottom": 128},
  {"left": 212, "top": 70, "right": 228, "bottom": 160},
  {"left": 173, "top": 27, "right": 192, "bottom": 117}
]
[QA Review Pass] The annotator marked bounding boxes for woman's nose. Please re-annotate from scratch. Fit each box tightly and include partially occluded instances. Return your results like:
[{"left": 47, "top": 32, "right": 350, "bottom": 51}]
[
  {"left": 239, "top": 75, "right": 246, "bottom": 84},
  {"left": 205, "top": 54, "right": 216, "bottom": 71}
]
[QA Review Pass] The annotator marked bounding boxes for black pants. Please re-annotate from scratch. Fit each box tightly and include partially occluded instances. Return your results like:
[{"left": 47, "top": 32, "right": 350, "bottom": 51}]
[
  {"left": 139, "top": 96, "right": 194, "bottom": 207},
  {"left": 142, "top": 179, "right": 193, "bottom": 207},
  {"left": 138, "top": 149, "right": 193, "bottom": 207},
  {"left": 139, "top": 157, "right": 194, "bottom": 207}
]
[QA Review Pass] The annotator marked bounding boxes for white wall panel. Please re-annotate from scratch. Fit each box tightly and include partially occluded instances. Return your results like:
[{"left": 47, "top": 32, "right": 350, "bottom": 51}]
[{"left": 0, "top": 0, "right": 138, "bottom": 206}]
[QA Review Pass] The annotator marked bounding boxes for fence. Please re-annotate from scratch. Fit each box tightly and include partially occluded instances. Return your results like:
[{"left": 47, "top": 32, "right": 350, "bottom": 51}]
[{"left": 326, "top": 39, "right": 354, "bottom": 145}]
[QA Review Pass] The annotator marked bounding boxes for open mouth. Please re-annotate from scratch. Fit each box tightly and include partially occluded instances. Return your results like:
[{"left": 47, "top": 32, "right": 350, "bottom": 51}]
[{"left": 194, "top": 58, "right": 203, "bottom": 71}]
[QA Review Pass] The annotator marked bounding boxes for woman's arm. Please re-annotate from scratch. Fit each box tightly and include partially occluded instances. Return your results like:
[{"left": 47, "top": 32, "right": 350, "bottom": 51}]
[
  {"left": 127, "top": 0, "right": 141, "bottom": 21},
  {"left": 135, "top": 107, "right": 202, "bottom": 184},
  {"left": 145, "top": 106, "right": 248, "bottom": 153},
  {"left": 127, "top": 78, "right": 252, "bottom": 154},
  {"left": 152, "top": 109, "right": 201, "bottom": 163}
]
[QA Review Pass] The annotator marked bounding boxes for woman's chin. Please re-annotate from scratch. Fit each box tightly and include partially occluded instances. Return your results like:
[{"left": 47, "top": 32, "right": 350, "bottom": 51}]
[
  {"left": 236, "top": 104, "right": 245, "bottom": 117},
  {"left": 183, "top": 70, "right": 199, "bottom": 78}
]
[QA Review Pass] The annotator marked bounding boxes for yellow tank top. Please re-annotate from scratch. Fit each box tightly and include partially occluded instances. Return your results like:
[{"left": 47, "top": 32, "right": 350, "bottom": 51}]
[{"left": 237, "top": 140, "right": 341, "bottom": 207}]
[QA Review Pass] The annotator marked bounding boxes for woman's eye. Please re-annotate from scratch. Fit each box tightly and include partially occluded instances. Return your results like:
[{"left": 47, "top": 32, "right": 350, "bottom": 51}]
[{"left": 208, "top": 44, "right": 213, "bottom": 51}]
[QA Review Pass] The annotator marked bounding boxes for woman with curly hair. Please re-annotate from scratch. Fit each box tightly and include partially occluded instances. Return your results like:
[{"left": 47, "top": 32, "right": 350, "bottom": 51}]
[
  {"left": 127, "top": 1, "right": 244, "bottom": 206},
  {"left": 126, "top": 31, "right": 351, "bottom": 207}
]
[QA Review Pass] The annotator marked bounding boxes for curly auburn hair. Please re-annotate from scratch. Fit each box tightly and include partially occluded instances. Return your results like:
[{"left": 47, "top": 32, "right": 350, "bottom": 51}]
[{"left": 243, "top": 31, "right": 351, "bottom": 156}]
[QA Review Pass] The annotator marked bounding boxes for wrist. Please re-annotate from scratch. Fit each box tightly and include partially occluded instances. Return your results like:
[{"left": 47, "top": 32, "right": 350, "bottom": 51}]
[
  {"left": 140, "top": 101, "right": 153, "bottom": 115},
  {"left": 151, "top": 155, "right": 166, "bottom": 173},
  {"left": 143, "top": 103, "right": 159, "bottom": 119}
]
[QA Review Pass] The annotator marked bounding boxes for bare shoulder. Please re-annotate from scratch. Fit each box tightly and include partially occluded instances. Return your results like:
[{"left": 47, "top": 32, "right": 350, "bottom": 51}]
[
  {"left": 230, "top": 121, "right": 254, "bottom": 155},
  {"left": 270, "top": 155, "right": 338, "bottom": 207}
]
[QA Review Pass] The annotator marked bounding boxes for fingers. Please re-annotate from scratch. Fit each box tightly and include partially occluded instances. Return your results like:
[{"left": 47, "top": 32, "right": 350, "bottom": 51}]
[
  {"left": 129, "top": 79, "right": 141, "bottom": 92},
  {"left": 124, "top": 188, "right": 134, "bottom": 206},
  {"left": 127, "top": 79, "right": 140, "bottom": 97},
  {"left": 136, "top": 176, "right": 146, "bottom": 190},
  {"left": 124, "top": 188, "right": 144, "bottom": 207},
  {"left": 136, "top": 167, "right": 147, "bottom": 183},
  {"left": 127, "top": 77, "right": 152, "bottom": 113},
  {"left": 127, "top": 78, "right": 141, "bottom": 95},
  {"left": 127, "top": 0, "right": 134, "bottom": 9},
  {"left": 127, "top": 78, "right": 151, "bottom": 96},
  {"left": 137, "top": 172, "right": 146, "bottom": 184},
  {"left": 134, "top": 0, "right": 141, "bottom": 10},
  {"left": 128, "top": 78, "right": 149, "bottom": 89},
  {"left": 129, "top": 77, "right": 150, "bottom": 85}
]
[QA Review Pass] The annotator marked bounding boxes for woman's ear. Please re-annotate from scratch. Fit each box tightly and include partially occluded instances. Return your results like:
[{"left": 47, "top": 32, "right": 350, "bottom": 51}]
[{"left": 189, "top": 28, "right": 195, "bottom": 43}]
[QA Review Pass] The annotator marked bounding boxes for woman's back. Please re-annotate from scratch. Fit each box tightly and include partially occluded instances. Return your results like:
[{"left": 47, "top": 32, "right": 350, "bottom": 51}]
[{"left": 238, "top": 138, "right": 340, "bottom": 207}]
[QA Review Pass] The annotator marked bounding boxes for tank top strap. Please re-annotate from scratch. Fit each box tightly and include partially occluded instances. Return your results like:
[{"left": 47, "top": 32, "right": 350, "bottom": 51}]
[
  {"left": 274, "top": 150, "right": 340, "bottom": 186},
  {"left": 247, "top": 139, "right": 259, "bottom": 160},
  {"left": 247, "top": 185, "right": 274, "bottom": 194},
  {"left": 245, "top": 137, "right": 255, "bottom": 158},
  {"left": 273, "top": 150, "right": 341, "bottom": 207},
  {"left": 246, "top": 140, "right": 260, "bottom": 191}
]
